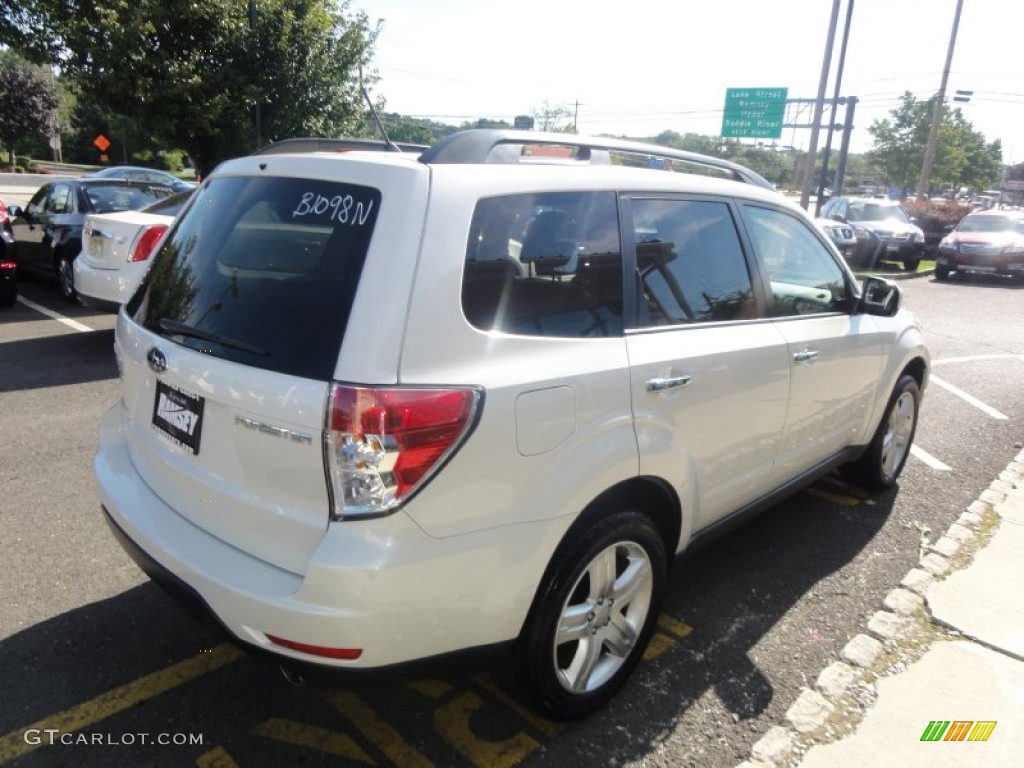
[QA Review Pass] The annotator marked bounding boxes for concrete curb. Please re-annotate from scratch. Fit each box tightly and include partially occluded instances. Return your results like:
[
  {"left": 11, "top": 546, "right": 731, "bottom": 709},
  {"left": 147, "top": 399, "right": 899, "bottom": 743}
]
[{"left": 735, "top": 447, "right": 1024, "bottom": 768}]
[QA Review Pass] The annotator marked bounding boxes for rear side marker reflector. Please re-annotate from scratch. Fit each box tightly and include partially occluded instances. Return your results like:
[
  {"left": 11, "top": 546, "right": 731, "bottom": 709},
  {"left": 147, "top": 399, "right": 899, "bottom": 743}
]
[{"left": 266, "top": 634, "right": 363, "bottom": 660}]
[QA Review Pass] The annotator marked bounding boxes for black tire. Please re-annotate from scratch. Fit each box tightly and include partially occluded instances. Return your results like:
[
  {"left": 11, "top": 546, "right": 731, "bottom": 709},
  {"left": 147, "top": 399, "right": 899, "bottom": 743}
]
[
  {"left": 518, "top": 510, "right": 666, "bottom": 720},
  {"left": 56, "top": 251, "right": 79, "bottom": 304},
  {"left": 902, "top": 256, "right": 921, "bottom": 272},
  {"left": 935, "top": 264, "right": 951, "bottom": 281},
  {"left": 841, "top": 374, "right": 920, "bottom": 491}
]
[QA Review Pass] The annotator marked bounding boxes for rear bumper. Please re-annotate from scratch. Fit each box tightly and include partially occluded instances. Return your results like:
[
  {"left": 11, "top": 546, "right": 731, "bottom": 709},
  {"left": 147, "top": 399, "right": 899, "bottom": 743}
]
[
  {"left": 73, "top": 257, "right": 140, "bottom": 308},
  {"left": 95, "top": 401, "right": 563, "bottom": 669}
]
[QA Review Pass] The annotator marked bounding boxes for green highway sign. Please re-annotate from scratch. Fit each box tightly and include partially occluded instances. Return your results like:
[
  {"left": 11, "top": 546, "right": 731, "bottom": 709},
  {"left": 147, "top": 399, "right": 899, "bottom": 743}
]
[{"left": 721, "top": 87, "right": 788, "bottom": 139}]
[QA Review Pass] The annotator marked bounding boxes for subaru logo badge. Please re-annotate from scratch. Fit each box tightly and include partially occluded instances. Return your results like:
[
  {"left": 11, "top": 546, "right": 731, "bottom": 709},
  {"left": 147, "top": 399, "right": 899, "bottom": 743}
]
[{"left": 147, "top": 347, "right": 168, "bottom": 373}]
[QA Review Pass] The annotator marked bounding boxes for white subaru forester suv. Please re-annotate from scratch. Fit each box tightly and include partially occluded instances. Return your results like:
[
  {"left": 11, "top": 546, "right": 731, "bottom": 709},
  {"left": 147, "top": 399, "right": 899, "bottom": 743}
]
[{"left": 95, "top": 130, "right": 928, "bottom": 719}]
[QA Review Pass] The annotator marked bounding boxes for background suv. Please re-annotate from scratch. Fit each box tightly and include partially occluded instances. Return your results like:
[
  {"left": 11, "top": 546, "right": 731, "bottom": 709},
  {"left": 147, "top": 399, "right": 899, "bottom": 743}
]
[
  {"left": 95, "top": 130, "right": 929, "bottom": 719},
  {"left": 821, "top": 196, "right": 925, "bottom": 271}
]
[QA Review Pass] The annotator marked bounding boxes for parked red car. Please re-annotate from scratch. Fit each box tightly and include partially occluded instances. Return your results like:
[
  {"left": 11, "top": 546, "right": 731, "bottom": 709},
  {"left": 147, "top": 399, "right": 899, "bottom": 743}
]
[
  {"left": 935, "top": 210, "right": 1024, "bottom": 281},
  {"left": 0, "top": 199, "right": 17, "bottom": 307}
]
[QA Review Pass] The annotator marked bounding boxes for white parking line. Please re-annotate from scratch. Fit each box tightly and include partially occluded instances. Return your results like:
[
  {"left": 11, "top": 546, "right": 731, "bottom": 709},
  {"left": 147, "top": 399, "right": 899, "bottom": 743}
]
[
  {"left": 932, "top": 354, "right": 1024, "bottom": 366},
  {"left": 929, "top": 375, "right": 1009, "bottom": 421},
  {"left": 911, "top": 444, "right": 951, "bottom": 471},
  {"left": 16, "top": 296, "right": 94, "bottom": 334}
]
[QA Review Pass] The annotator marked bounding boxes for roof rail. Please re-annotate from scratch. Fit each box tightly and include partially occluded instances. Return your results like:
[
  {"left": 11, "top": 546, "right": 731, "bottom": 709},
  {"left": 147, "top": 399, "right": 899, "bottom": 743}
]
[
  {"left": 251, "top": 137, "right": 429, "bottom": 156},
  {"left": 418, "top": 130, "right": 775, "bottom": 190}
]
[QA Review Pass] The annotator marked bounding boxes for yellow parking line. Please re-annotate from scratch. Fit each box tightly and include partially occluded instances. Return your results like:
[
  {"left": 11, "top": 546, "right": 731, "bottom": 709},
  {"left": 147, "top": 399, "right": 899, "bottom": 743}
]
[
  {"left": 195, "top": 745, "right": 241, "bottom": 768},
  {"left": 0, "top": 643, "right": 245, "bottom": 764},
  {"left": 323, "top": 690, "right": 435, "bottom": 768},
  {"left": 643, "top": 632, "right": 678, "bottom": 660},
  {"left": 473, "top": 675, "right": 563, "bottom": 739},
  {"left": 435, "top": 691, "right": 541, "bottom": 768},
  {"left": 250, "top": 718, "right": 374, "bottom": 764},
  {"left": 657, "top": 614, "right": 694, "bottom": 639},
  {"left": 804, "top": 487, "right": 861, "bottom": 506}
]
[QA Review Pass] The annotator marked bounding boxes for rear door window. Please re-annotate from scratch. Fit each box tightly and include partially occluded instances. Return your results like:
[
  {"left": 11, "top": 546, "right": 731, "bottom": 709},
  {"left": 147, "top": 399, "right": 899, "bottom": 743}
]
[
  {"left": 631, "top": 198, "right": 756, "bottom": 325},
  {"left": 129, "top": 176, "right": 380, "bottom": 381}
]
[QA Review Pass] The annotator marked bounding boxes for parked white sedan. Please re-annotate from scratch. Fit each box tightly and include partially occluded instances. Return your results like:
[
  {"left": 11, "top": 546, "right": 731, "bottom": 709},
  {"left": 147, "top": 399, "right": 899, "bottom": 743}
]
[{"left": 74, "top": 190, "right": 192, "bottom": 311}]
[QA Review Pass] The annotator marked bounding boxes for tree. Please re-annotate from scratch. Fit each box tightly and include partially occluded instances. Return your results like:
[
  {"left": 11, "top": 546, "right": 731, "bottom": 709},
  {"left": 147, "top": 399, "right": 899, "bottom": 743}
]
[
  {"left": 533, "top": 101, "right": 574, "bottom": 133},
  {"left": 868, "top": 91, "right": 1002, "bottom": 194},
  {"left": 0, "top": 58, "right": 58, "bottom": 166},
  {"left": 2, "top": 0, "right": 379, "bottom": 175}
]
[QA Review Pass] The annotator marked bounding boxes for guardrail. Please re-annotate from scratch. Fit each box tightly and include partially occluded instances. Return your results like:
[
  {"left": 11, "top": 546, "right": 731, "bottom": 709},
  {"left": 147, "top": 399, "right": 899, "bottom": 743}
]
[{"left": 32, "top": 162, "right": 94, "bottom": 177}]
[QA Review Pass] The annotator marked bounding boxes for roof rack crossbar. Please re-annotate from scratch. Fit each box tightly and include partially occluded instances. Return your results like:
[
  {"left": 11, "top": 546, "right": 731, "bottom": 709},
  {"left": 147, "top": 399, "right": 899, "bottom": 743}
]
[{"left": 417, "top": 130, "right": 774, "bottom": 190}]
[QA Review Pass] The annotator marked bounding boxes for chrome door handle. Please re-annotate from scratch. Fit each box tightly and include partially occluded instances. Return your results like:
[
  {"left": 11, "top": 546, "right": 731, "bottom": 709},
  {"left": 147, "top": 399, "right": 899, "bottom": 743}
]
[
  {"left": 793, "top": 349, "right": 820, "bottom": 363},
  {"left": 646, "top": 375, "right": 692, "bottom": 392}
]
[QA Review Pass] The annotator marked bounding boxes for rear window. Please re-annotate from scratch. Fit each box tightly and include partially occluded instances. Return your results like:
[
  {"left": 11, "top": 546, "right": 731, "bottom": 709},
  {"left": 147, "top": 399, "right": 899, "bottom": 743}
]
[
  {"left": 142, "top": 189, "right": 192, "bottom": 216},
  {"left": 129, "top": 176, "right": 380, "bottom": 380},
  {"left": 85, "top": 183, "right": 175, "bottom": 213}
]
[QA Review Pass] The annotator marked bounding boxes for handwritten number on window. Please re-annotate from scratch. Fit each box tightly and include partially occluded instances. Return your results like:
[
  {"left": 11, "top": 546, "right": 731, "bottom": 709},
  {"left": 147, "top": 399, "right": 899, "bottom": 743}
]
[{"left": 292, "top": 192, "right": 374, "bottom": 226}]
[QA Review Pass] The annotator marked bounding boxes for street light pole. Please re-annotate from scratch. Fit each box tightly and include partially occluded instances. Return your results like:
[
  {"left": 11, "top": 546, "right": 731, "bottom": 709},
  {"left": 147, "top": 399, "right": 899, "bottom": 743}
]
[
  {"left": 815, "top": 0, "right": 855, "bottom": 216},
  {"left": 917, "top": 0, "right": 964, "bottom": 198},
  {"left": 799, "top": 0, "right": 842, "bottom": 211}
]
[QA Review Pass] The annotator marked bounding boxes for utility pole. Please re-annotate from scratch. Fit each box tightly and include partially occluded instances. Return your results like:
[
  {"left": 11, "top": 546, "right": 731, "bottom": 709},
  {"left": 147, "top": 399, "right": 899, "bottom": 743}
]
[
  {"left": 917, "top": 0, "right": 964, "bottom": 198},
  {"left": 799, "top": 0, "right": 842, "bottom": 211},
  {"left": 832, "top": 97, "right": 857, "bottom": 196},
  {"left": 250, "top": 0, "right": 262, "bottom": 148}
]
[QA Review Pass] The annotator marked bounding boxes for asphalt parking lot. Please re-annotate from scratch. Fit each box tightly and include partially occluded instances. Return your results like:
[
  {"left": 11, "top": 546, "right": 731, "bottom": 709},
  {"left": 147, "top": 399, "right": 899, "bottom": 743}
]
[{"left": 1, "top": 263, "right": 1022, "bottom": 767}]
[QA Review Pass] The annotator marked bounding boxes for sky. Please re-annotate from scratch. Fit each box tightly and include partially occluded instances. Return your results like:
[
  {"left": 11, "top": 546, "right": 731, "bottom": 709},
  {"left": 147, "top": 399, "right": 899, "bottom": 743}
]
[{"left": 353, "top": 0, "right": 1023, "bottom": 163}]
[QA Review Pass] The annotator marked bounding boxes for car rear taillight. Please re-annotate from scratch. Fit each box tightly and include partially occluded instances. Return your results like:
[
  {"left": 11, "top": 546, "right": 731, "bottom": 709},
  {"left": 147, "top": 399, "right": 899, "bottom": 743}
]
[
  {"left": 325, "top": 384, "right": 479, "bottom": 519},
  {"left": 128, "top": 224, "right": 168, "bottom": 262}
]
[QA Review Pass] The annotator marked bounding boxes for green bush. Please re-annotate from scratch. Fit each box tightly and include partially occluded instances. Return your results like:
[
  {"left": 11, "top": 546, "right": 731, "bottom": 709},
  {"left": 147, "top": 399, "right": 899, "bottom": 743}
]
[
  {"left": 14, "top": 166, "right": 26, "bottom": 173},
  {"left": 158, "top": 149, "right": 187, "bottom": 173},
  {"left": 130, "top": 149, "right": 155, "bottom": 166}
]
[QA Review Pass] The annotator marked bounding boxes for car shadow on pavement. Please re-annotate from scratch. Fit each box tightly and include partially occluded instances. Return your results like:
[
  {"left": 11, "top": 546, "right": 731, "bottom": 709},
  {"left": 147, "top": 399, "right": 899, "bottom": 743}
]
[
  {"left": 0, "top": 483, "right": 897, "bottom": 768},
  {"left": 0, "top": 329, "right": 116, "bottom": 392}
]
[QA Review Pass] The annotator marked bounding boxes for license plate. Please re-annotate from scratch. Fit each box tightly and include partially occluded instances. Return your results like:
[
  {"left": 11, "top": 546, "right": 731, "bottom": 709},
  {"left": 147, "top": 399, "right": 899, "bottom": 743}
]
[
  {"left": 152, "top": 380, "right": 205, "bottom": 455},
  {"left": 887, "top": 244, "right": 899, "bottom": 252}
]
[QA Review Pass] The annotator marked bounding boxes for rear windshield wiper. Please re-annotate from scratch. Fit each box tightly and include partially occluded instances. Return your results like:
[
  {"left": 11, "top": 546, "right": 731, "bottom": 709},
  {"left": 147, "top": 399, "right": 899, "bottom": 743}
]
[{"left": 158, "top": 318, "right": 268, "bottom": 356}]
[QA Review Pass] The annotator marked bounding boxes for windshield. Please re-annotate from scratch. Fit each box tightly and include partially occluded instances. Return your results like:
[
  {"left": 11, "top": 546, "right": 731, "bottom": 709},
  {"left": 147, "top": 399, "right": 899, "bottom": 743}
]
[
  {"left": 129, "top": 175, "right": 381, "bottom": 380},
  {"left": 847, "top": 202, "right": 909, "bottom": 223}
]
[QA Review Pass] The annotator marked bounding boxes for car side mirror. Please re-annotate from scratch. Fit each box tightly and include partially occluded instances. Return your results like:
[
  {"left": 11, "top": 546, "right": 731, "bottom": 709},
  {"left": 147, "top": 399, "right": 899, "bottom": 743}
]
[
  {"left": 859, "top": 276, "right": 901, "bottom": 317},
  {"left": 7, "top": 205, "right": 24, "bottom": 220},
  {"left": 830, "top": 213, "right": 846, "bottom": 223}
]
